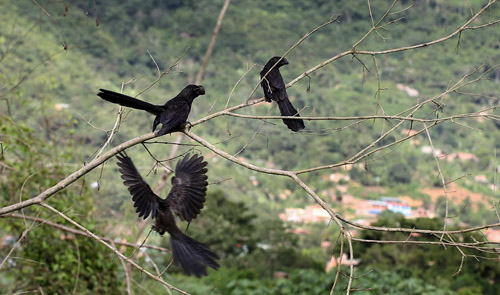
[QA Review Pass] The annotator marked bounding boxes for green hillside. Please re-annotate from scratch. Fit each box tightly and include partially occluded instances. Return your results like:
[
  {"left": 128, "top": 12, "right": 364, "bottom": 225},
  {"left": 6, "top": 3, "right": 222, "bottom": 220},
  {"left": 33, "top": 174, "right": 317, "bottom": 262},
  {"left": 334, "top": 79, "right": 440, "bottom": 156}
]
[{"left": 1, "top": 0, "right": 499, "bottom": 294}]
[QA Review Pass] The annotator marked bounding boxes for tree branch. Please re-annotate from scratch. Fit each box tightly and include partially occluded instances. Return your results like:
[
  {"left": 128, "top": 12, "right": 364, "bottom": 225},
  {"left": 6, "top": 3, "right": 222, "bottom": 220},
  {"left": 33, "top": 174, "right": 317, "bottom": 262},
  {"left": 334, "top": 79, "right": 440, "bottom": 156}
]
[{"left": 0, "top": 213, "right": 170, "bottom": 253}]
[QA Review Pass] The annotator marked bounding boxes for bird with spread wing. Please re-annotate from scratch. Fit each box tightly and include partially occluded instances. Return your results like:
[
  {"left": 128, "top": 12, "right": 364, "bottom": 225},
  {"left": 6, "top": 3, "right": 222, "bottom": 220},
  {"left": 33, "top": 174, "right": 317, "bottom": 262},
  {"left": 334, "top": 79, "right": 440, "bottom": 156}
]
[{"left": 116, "top": 152, "right": 219, "bottom": 277}]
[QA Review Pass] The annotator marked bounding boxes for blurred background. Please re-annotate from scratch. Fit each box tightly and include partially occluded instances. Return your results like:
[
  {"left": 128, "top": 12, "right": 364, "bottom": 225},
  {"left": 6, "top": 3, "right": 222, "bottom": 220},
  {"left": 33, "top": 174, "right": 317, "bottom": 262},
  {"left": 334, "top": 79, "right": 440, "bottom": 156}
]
[{"left": 1, "top": 0, "right": 499, "bottom": 294}]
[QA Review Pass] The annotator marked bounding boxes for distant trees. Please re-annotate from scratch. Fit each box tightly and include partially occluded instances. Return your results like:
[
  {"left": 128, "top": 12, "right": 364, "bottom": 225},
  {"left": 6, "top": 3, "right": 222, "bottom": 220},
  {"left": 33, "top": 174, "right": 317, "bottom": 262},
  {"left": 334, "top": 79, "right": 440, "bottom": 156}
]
[
  {"left": 388, "top": 162, "right": 413, "bottom": 184},
  {"left": 0, "top": 117, "right": 121, "bottom": 294},
  {"left": 1, "top": 0, "right": 500, "bottom": 294},
  {"left": 355, "top": 211, "right": 500, "bottom": 295}
]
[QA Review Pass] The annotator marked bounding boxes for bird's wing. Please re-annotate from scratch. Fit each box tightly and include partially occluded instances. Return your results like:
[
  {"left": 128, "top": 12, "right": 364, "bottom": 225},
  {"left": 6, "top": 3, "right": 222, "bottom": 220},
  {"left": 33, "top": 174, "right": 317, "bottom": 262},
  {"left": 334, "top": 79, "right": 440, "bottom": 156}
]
[
  {"left": 166, "top": 154, "right": 208, "bottom": 222},
  {"left": 116, "top": 154, "right": 162, "bottom": 219},
  {"left": 260, "top": 70, "right": 285, "bottom": 101},
  {"left": 266, "top": 70, "right": 286, "bottom": 90},
  {"left": 156, "top": 101, "right": 190, "bottom": 136}
]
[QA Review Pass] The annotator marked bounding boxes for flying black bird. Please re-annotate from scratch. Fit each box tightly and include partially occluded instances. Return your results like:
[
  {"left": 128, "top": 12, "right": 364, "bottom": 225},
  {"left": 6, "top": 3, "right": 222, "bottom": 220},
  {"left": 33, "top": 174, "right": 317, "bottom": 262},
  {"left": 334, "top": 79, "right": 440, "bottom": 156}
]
[
  {"left": 260, "top": 56, "right": 305, "bottom": 132},
  {"left": 98, "top": 85, "right": 205, "bottom": 136},
  {"left": 116, "top": 153, "right": 219, "bottom": 277}
]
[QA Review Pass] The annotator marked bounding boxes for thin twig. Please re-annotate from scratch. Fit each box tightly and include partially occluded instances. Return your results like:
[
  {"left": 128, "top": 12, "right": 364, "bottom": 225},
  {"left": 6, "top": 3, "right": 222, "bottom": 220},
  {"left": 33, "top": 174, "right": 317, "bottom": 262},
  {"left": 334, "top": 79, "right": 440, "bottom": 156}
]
[
  {"left": 40, "top": 202, "right": 190, "bottom": 294},
  {"left": 195, "top": 0, "right": 232, "bottom": 84},
  {"left": 0, "top": 213, "right": 170, "bottom": 253}
]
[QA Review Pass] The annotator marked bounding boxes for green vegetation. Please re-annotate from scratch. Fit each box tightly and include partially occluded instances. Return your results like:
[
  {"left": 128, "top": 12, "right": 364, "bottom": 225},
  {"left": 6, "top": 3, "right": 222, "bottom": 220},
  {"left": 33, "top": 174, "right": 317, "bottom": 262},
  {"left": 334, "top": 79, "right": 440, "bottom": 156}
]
[
  {"left": 168, "top": 267, "right": 458, "bottom": 295},
  {"left": 355, "top": 211, "right": 500, "bottom": 295},
  {"left": 0, "top": 116, "right": 121, "bottom": 294},
  {"left": 1, "top": 0, "right": 499, "bottom": 294}
]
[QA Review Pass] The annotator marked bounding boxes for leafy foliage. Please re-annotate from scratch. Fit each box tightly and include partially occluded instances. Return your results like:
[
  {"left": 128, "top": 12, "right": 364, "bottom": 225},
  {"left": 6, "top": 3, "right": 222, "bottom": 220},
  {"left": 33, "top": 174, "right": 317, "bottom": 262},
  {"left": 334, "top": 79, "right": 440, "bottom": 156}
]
[
  {"left": 354, "top": 211, "right": 500, "bottom": 295},
  {"left": 0, "top": 116, "right": 122, "bottom": 294}
]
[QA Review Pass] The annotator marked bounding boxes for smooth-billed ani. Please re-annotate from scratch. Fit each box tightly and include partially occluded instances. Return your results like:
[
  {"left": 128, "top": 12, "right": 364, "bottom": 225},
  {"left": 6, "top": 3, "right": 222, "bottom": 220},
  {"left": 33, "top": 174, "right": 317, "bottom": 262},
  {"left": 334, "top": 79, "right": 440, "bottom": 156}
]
[
  {"left": 116, "top": 153, "right": 219, "bottom": 277},
  {"left": 260, "top": 56, "right": 305, "bottom": 132},
  {"left": 98, "top": 85, "right": 205, "bottom": 135}
]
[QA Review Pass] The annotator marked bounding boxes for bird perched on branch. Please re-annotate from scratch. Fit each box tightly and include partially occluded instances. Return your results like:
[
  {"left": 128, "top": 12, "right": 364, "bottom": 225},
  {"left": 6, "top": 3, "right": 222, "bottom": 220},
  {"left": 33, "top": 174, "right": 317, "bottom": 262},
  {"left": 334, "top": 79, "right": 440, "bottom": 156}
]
[
  {"left": 116, "top": 152, "right": 219, "bottom": 277},
  {"left": 260, "top": 56, "right": 305, "bottom": 132},
  {"left": 97, "top": 85, "right": 205, "bottom": 135}
]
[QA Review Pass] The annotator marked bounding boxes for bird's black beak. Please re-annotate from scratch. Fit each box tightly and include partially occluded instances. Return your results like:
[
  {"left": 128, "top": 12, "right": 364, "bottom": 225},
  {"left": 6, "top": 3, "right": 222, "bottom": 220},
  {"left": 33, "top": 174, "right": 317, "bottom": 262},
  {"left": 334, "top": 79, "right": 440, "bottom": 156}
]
[
  {"left": 281, "top": 58, "right": 289, "bottom": 65},
  {"left": 198, "top": 86, "right": 205, "bottom": 95}
]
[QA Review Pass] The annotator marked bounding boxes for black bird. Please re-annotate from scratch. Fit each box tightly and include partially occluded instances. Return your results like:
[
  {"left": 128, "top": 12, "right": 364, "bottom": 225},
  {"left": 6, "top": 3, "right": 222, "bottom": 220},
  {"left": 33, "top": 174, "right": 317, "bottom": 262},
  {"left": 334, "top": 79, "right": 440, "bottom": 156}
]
[
  {"left": 98, "top": 85, "right": 205, "bottom": 136},
  {"left": 260, "top": 56, "right": 305, "bottom": 132},
  {"left": 116, "top": 153, "right": 219, "bottom": 277}
]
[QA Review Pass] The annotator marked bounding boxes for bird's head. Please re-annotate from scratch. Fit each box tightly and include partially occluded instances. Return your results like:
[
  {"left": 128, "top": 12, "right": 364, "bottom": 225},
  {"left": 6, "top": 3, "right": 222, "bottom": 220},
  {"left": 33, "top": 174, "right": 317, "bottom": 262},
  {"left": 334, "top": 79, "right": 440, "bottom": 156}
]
[
  {"left": 181, "top": 85, "right": 206, "bottom": 100},
  {"left": 265, "top": 56, "right": 289, "bottom": 69}
]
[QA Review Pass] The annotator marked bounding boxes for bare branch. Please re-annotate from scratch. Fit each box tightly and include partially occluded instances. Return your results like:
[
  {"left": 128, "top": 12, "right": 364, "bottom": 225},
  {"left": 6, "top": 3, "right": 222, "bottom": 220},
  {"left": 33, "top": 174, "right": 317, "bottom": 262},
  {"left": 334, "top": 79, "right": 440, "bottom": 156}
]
[
  {"left": 0, "top": 213, "right": 170, "bottom": 253},
  {"left": 0, "top": 132, "right": 157, "bottom": 215},
  {"left": 195, "top": 0, "right": 232, "bottom": 84},
  {"left": 40, "top": 202, "right": 190, "bottom": 294}
]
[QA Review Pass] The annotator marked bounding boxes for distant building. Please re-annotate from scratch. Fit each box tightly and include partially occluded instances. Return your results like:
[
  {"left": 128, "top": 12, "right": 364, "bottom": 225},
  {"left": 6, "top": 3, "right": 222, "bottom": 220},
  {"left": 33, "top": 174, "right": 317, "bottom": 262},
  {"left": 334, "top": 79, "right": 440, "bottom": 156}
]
[
  {"left": 292, "top": 228, "right": 310, "bottom": 235},
  {"left": 279, "top": 205, "right": 331, "bottom": 224},
  {"left": 474, "top": 175, "right": 488, "bottom": 184},
  {"left": 401, "top": 129, "right": 419, "bottom": 137},
  {"left": 265, "top": 161, "right": 276, "bottom": 169},
  {"left": 237, "top": 156, "right": 248, "bottom": 163},
  {"left": 340, "top": 164, "right": 354, "bottom": 171},
  {"left": 411, "top": 206, "right": 435, "bottom": 218},
  {"left": 274, "top": 271, "right": 288, "bottom": 279},
  {"left": 322, "top": 173, "right": 350, "bottom": 183},
  {"left": 445, "top": 152, "right": 479, "bottom": 162},
  {"left": 383, "top": 197, "right": 412, "bottom": 216},
  {"left": 325, "top": 254, "right": 360, "bottom": 273},
  {"left": 54, "top": 103, "right": 70, "bottom": 111},
  {"left": 321, "top": 240, "right": 331, "bottom": 251},
  {"left": 396, "top": 83, "right": 419, "bottom": 97},
  {"left": 1, "top": 235, "right": 15, "bottom": 249},
  {"left": 484, "top": 229, "right": 500, "bottom": 243},
  {"left": 365, "top": 197, "right": 412, "bottom": 217},
  {"left": 280, "top": 195, "right": 433, "bottom": 227},
  {"left": 249, "top": 175, "right": 259, "bottom": 186},
  {"left": 421, "top": 145, "right": 442, "bottom": 157},
  {"left": 279, "top": 189, "right": 292, "bottom": 200},
  {"left": 400, "top": 129, "right": 421, "bottom": 145},
  {"left": 476, "top": 111, "right": 489, "bottom": 123}
]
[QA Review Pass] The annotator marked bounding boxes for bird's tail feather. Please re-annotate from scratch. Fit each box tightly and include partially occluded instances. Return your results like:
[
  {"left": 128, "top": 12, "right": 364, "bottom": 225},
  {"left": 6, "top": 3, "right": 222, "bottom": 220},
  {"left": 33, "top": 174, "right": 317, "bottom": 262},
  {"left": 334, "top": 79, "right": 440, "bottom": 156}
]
[
  {"left": 170, "top": 232, "right": 219, "bottom": 277},
  {"left": 97, "top": 89, "right": 163, "bottom": 115},
  {"left": 277, "top": 99, "right": 305, "bottom": 132}
]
